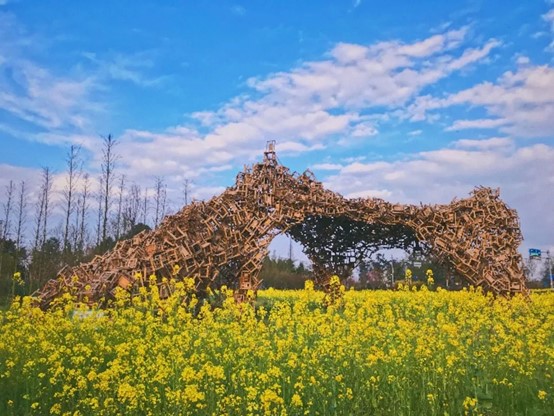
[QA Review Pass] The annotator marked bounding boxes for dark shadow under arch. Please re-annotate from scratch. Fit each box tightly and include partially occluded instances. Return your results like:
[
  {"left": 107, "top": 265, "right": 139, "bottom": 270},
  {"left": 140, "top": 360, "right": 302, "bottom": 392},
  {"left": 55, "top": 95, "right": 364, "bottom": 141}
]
[{"left": 284, "top": 215, "right": 419, "bottom": 288}]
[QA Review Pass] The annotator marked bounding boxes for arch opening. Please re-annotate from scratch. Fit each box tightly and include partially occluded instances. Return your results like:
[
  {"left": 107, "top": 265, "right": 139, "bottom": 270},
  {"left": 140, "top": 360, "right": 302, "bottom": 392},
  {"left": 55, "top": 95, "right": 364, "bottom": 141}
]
[{"left": 283, "top": 215, "right": 419, "bottom": 288}]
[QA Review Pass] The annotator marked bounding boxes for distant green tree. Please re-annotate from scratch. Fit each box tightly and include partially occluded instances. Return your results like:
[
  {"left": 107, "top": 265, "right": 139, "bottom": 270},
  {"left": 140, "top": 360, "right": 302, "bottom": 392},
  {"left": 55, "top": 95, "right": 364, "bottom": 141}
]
[
  {"left": 539, "top": 257, "right": 553, "bottom": 288},
  {"left": 121, "top": 223, "right": 151, "bottom": 240},
  {"left": 87, "top": 223, "right": 151, "bottom": 260},
  {"left": 28, "top": 237, "right": 63, "bottom": 293},
  {"left": 287, "top": 215, "right": 418, "bottom": 283},
  {"left": 0, "top": 238, "right": 27, "bottom": 304},
  {"left": 259, "top": 255, "right": 312, "bottom": 289},
  {"left": 358, "top": 261, "right": 369, "bottom": 289}
]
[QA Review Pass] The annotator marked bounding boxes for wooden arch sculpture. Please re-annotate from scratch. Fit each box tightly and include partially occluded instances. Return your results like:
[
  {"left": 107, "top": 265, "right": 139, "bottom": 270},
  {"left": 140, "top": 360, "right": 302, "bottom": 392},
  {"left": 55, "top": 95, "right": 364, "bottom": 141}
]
[{"left": 37, "top": 143, "right": 528, "bottom": 308}]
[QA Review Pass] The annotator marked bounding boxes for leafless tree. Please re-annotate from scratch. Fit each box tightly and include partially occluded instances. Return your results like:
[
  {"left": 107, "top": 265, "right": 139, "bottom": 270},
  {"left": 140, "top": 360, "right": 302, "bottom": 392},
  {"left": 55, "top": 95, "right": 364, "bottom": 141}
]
[
  {"left": 153, "top": 177, "right": 167, "bottom": 228},
  {"left": 79, "top": 173, "right": 90, "bottom": 251},
  {"left": 142, "top": 187, "right": 149, "bottom": 226},
  {"left": 73, "top": 198, "right": 81, "bottom": 252},
  {"left": 73, "top": 173, "right": 90, "bottom": 252},
  {"left": 95, "top": 176, "right": 103, "bottom": 246},
  {"left": 183, "top": 178, "right": 192, "bottom": 206},
  {"left": 115, "top": 174, "right": 126, "bottom": 240},
  {"left": 161, "top": 183, "right": 168, "bottom": 221},
  {"left": 123, "top": 183, "right": 141, "bottom": 234},
  {"left": 2, "top": 180, "right": 15, "bottom": 241},
  {"left": 0, "top": 180, "right": 15, "bottom": 278},
  {"left": 33, "top": 168, "right": 52, "bottom": 249},
  {"left": 41, "top": 168, "right": 52, "bottom": 248},
  {"left": 15, "top": 181, "right": 27, "bottom": 249},
  {"left": 100, "top": 134, "right": 118, "bottom": 242},
  {"left": 34, "top": 188, "right": 45, "bottom": 250},
  {"left": 62, "top": 145, "right": 82, "bottom": 252}
]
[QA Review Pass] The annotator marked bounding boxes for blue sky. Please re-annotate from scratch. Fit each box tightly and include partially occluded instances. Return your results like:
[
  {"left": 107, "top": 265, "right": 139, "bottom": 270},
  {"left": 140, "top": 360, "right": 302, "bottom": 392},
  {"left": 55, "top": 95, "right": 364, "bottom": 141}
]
[{"left": 0, "top": 0, "right": 553, "bottom": 259}]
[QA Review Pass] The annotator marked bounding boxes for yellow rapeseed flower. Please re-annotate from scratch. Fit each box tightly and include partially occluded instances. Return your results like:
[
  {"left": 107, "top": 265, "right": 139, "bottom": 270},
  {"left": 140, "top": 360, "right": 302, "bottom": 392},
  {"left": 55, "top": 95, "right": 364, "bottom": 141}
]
[{"left": 291, "top": 393, "right": 303, "bottom": 407}]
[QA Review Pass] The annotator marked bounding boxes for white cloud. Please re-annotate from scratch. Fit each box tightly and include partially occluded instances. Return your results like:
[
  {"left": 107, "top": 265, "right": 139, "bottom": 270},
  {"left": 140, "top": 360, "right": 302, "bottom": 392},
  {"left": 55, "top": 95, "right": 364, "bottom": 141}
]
[
  {"left": 406, "top": 95, "right": 441, "bottom": 122},
  {"left": 32, "top": 132, "right": 101, "bottom": 154},
  {"left": 350, "top": 121, "right": 378, "bottom": 137},
  {"left": 445, "top": 118, "right": 508, "bottom": 131},
  {"left": 453, "top": 137, "right": 513, "bottom": 150},
  {"left": 0, "top": 59, "right": 100, "bottom": 130},
  {"left": 341, "top": 161, "right": 389, "bottom": 174},
  {"left": 346, "top": 188, "right": 393, "bottom": 199},
  {"left": 516, "top": 55, "right": 530, "bottom": 65},
  {"left": 191, "top": 186, "right": 227, "bottom": 201},
  {"left": 0, "top": 15, "right": 168, "bottom": 150},
  {"left": 191, "top": 111, "right": 218, "bottom": 126},
  {"left": 277, "top": 141, "right": 325, "bottom": 154},
  {"left": 384, "top": 28, "right": 468, "bottom": 59},
  {"left": 449, "top": 66, "right": 554, "bottom": 137},
  {"left": 246, "top": 28, "right": 496, "bottom": 114},
  {"left": 311, "top": 163, "right": 343, "bottom": 171},
  {"left": 341, "top": 156, "right": 367, "bottom": 164},
  {"left": 0, "top": 164, "right": 40, "bottom": 194},
  {"left": 543, "top": 8, "right": 554, "bottom": 30},
  {"left": 443, "top": 39, "right": 500, "bottom": 71},
  {"left": 82, "top": 51, "right": 167, "bottom": 87},
  {"left": 396, "top": 34, "right": 449, "bottom": 57},
  {"left": 409, "top": 65, "right": 554, "bottom": 137},
  {"left": 323, "top": 141, "right": 554, "bottom": 250},
  {"left": 330, "top": 43, "right": 368, "bottom": 63},
  {"left": 0, "top": 14, "right": 104, "bottom": 134},
  {"left": 543, "top": 7, "right": 554, "bottom": 50}
]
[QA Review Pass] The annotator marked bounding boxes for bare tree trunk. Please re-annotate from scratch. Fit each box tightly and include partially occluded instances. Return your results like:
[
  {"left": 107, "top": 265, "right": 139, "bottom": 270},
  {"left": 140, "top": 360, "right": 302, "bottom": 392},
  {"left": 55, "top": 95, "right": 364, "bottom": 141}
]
[
  {"left": 30, "top": 167, "right": 52, "bottom": 292},
  {"left": 115, "top": 174, "right": 126, "bottom": 240},
  {"left": 154, "top": 179, "right": 160, "bottom": 228},
  {"left": 101, "top": 134, "right": 118, "bottom": 242},
  {"left": 2, "top": 180, "right": 15, "bottom": 241},
  {"left": 96, "top": 176, "right": 103, "bottom": 247},
  {"left": 33, "top": 179, "right": 45, "bottom": 250},
  {"left": 142, "top": 188, "right": 149, "bottom": 226},
  {"left": 12, "top": 181, "right": 27, "bottom": 277},
  {"left": 78, "top": 173, "right": 90, "bottom": 252},
  {"left": 41, "top": 168, "right": 52, "bottom": 248},
  {"left": 15, "top": 181, "right": 27, "bottom": 249},
  {"left": 123, "top": 183, "right": 141, "bottom": 234},
  {"left": 74, "top": 194, "right": 81, "bottom": 251},
  {"left": 0, "top": 180, "right": 15, "bottom": 279},
  {"left": 161, "top": 181, "right": 168, "bottom": 223},
  {"left": 62, "top": 145, "right": 81, "bottom": 252},
  {"left": 154, "top": 177, "right": 166, "bottom": 228},
  {"left": 183, "top": 178, "right": 192, "bottom": 206}
]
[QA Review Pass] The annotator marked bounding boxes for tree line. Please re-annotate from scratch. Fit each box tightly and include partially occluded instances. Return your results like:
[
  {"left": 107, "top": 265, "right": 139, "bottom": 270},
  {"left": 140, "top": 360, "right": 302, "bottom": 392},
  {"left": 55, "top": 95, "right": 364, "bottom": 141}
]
[{"left": 0, "top": 135, "right": 192, "bottom": 305}]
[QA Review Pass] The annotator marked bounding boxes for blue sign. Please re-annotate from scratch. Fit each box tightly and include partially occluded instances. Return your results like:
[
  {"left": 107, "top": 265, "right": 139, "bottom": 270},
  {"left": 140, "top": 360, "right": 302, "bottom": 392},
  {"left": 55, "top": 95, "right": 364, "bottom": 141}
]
[{"left": 529, "top": 248, "right": 541, "bottom": 258}]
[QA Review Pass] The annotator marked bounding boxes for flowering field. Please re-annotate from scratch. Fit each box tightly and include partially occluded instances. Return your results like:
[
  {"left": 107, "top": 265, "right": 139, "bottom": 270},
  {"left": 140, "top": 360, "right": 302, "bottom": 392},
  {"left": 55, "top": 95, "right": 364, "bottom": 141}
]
[{"left": 0, "top": 283, "right": 553, "bottom": 415}]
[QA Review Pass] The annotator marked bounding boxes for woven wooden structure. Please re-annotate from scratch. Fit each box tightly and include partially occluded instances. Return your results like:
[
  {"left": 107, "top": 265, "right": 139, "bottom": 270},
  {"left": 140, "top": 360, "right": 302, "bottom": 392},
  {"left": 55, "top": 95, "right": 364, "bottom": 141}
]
[{"left": 36, "top": 142, "right": 528, "bottom": 308}]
